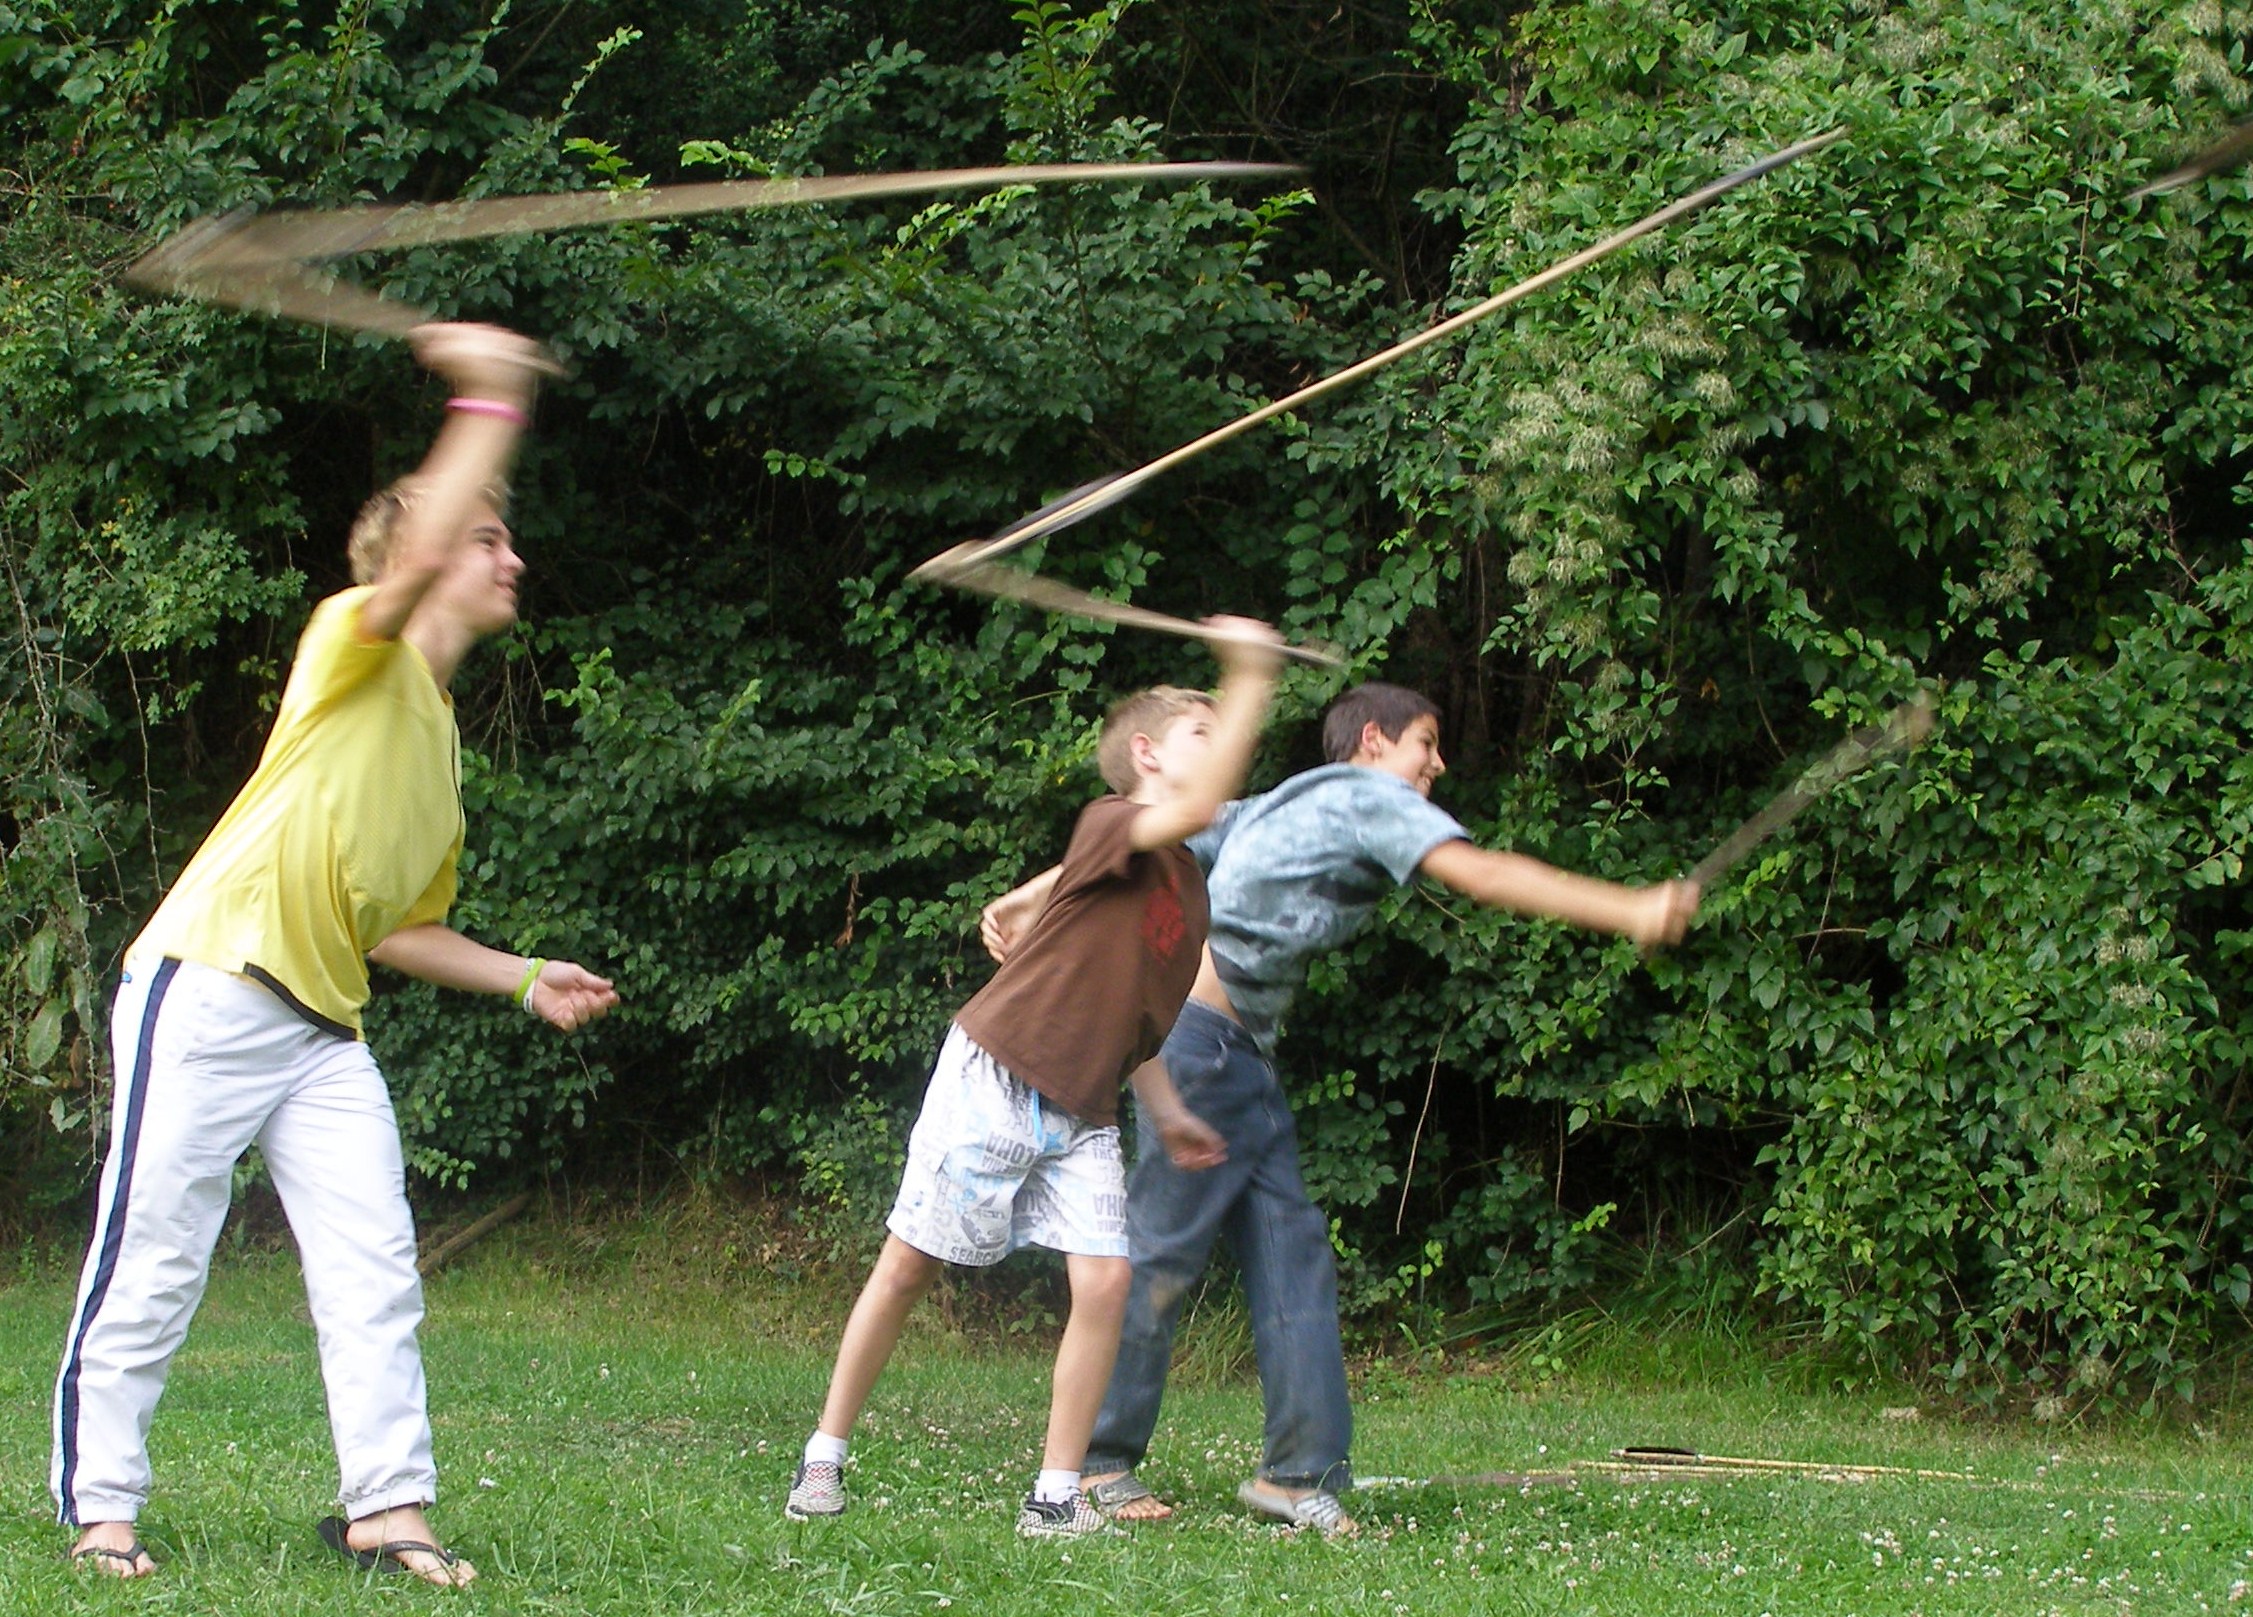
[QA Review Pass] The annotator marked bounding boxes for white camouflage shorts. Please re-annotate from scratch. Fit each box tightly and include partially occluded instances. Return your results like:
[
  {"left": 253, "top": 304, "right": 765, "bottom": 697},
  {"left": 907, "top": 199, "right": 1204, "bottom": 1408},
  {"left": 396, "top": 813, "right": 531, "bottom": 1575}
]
[{"left": 886, "top": 1024, "right": 1128, "bottom": 1266}]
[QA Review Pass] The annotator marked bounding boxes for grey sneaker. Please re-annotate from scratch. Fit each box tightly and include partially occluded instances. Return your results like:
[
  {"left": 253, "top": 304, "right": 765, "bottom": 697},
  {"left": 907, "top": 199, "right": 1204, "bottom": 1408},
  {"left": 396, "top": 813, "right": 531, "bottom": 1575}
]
[
  {"left": 1016, "top": 1490, "right": 1113, "bottom": 1538},
  {"left": 1236, "top": 1478, "right": 1357, "bottom": 1537},
  {"left": 786, "top": 1459, "right": 846, "bottom": 1520}
]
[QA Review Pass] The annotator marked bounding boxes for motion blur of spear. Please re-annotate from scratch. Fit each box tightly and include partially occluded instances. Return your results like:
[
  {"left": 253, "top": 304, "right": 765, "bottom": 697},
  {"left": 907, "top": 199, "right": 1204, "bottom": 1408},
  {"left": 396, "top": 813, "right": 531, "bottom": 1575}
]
[
  {"left": 924, "top": 127, "right": 1849, "bottom": 572},
  {"left": 121, "top": 160, "right": 1302, "bottom": 343},
  {"left": 2125, "top": 118, "right": 2253, "bottom": 199}
]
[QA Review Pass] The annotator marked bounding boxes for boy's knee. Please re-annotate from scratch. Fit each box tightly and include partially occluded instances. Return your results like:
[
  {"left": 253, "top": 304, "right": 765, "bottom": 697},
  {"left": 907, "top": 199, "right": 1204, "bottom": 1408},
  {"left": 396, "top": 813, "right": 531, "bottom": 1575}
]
[
  {"left": 1143, "top": 1265, "right": 1193, "bottom": 1320},
  {"left": 870, "top": 1237, "right": 942, "bottom": 1299},
  {"left": 303, "top": 1255, "right": 422, "bottom": 1331},
  {"left": 1266, "top": 1199, "right": 1334, "bottom": 1262},
  {"left": 1069, "top": 1255, "right": 1132, "bottom": 1313}
]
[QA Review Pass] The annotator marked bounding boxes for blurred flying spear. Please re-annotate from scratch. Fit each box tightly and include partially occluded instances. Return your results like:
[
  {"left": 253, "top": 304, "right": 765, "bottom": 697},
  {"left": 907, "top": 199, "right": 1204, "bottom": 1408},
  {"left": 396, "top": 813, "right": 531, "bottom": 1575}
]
[
  {"left": 2126, "top": 118, "right": 2253, "bottom": 199},
  {"left": 122, "top": 160, "right": 1303, "bottom": 349},
  {"left": 918, "top": 128, "right": 1848, "bottom": 573}
]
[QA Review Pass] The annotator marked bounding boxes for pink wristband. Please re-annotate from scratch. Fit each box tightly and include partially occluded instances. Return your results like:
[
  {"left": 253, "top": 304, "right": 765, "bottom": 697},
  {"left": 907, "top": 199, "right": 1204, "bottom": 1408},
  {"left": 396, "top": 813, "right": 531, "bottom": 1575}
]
[{"left": 446, "top": 396, "right": 529, "bottom": 427}]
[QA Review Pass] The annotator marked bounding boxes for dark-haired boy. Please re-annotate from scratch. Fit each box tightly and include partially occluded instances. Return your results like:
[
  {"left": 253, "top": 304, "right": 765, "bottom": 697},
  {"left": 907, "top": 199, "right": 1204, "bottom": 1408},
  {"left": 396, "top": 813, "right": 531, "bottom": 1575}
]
[
  {"left": 788, "top": 624, "right": 1283, "bottom": 1537},
  {"left": 52, "top": 324, "right": 618, "bottom": 1584},
  {"left": 983, "top": 682, "right": 1698, "bottom": 1534}
]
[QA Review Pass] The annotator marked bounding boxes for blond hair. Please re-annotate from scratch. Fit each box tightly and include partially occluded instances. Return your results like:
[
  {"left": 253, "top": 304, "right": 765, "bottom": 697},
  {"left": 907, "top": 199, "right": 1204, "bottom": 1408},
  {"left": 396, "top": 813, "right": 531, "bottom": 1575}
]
[
  {"left": 346, "top": 477, "right": 510, "bottom": 584},
  {"left": 1096, "top": 685, "right": 1215, "bottom": 794}
]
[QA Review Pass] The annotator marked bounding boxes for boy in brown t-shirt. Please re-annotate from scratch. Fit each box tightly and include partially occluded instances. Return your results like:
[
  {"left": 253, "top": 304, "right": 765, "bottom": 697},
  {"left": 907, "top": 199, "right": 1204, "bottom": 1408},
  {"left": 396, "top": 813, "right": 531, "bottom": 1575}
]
[{"left": 786, "top": 620, "right": 1283, "bottom": 1536}]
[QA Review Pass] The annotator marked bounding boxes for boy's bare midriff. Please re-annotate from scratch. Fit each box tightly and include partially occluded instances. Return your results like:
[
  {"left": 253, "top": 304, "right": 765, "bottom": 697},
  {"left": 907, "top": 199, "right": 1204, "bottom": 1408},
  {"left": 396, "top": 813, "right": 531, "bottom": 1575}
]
[{"left": 1187, "top": 952, "right": 1242, "bottom": 1022}]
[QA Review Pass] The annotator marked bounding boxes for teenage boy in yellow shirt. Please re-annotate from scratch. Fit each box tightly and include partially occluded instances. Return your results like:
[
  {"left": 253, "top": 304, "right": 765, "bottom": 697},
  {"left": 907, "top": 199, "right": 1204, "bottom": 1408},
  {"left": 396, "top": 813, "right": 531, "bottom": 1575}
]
[{"left": 54, "top": 323, "right": 615, "bottom": 1585}]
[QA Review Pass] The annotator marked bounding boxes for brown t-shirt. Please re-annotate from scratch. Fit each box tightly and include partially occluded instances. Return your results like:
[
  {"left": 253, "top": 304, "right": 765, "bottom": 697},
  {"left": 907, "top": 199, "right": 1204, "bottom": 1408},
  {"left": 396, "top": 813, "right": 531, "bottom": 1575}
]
[{"left": 953, "top": 795, "right": 1207, "bottom": 1127}]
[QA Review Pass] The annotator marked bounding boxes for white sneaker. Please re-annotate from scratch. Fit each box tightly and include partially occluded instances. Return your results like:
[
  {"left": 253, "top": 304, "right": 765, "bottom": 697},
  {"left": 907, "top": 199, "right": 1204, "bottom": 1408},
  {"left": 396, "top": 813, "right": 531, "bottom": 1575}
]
[
  {"left": 786, "top": 1459, "right": 846, "bottom": 1520},
  {"left": 1015, "top": 1490, "right": 1115, "bottom": 1537}
]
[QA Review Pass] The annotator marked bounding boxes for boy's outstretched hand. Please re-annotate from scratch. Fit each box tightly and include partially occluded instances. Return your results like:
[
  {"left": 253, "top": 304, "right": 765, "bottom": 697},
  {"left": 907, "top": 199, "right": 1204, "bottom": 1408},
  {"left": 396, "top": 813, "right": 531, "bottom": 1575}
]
[
  {"left": 1631, "top": 878, "right": 1702, "bottom": 952},
  {"left": 529, "top": 960, "right": 619, "bottom": 1032}
]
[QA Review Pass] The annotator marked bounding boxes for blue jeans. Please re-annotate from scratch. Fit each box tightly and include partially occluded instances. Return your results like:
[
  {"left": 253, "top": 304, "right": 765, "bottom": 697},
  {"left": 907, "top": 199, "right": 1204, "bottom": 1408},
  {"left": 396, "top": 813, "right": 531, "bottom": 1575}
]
[{"left": 1085, "top": 1000, "right": 1353, "bottom": 1493}]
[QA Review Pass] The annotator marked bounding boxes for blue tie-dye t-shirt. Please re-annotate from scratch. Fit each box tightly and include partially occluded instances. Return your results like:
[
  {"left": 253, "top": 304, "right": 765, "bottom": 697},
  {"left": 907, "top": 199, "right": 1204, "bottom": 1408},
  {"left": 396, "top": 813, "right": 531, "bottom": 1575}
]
[{"left": 1186, "top": 764, "right": 1470, "bottom": 1056}]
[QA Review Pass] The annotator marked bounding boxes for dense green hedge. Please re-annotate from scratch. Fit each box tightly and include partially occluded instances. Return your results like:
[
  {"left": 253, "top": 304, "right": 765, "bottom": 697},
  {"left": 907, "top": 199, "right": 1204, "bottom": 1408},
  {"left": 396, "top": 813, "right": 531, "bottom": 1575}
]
[{"left": 3, "top": 0, "right": 2248, "bottom": 1404}]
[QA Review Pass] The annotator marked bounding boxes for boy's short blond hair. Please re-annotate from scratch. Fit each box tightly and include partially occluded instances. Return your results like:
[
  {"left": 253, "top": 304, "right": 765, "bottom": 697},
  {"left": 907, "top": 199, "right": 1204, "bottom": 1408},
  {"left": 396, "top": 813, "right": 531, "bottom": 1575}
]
[
  {"left": 346, "top": 477, "right": 510, "bottom": 584},
  {"left": 1097, "top": 685, "right": 1215, "bottom": 794}
]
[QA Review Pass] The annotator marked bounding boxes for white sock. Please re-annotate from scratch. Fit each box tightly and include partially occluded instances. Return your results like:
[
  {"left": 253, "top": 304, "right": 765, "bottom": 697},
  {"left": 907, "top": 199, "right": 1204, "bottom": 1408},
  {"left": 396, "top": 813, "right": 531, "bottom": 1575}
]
[
  {"left": 1034, "top": 1468, "right": 1081, "bottom": 1503},
  {"left": 804, "top": 1431, "right": 849, "bottom": 1467}
]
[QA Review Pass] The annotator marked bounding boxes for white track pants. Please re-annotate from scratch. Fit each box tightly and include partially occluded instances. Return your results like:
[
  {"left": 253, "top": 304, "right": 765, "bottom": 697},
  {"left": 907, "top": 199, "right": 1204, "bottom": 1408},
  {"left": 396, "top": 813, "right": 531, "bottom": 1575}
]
[{"left": 52, "top": 958, "right": 436, "bottom": 1525}]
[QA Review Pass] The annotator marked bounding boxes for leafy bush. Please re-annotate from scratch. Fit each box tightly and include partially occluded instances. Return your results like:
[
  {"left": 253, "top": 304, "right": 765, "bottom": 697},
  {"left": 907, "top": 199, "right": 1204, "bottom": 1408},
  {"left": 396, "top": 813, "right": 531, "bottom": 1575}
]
[{"left": 1323, "top": 0, "right": 2253, "bottom": 1400}]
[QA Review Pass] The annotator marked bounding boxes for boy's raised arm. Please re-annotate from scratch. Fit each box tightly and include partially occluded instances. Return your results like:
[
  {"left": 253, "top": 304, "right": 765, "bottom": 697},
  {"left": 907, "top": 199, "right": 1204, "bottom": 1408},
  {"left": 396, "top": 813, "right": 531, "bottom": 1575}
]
[
  {"left": 1418, "top": 840, "right": 1700, "bottom": 952},
  {"left": 1127, "top": 617, "right": 1284, "bottom": 852},
  {"left": 981, "top": 617, "right": 1282, "bottom": 956},
  {"left": 359, "top": 323, "right": 554, "bottom": 643}
]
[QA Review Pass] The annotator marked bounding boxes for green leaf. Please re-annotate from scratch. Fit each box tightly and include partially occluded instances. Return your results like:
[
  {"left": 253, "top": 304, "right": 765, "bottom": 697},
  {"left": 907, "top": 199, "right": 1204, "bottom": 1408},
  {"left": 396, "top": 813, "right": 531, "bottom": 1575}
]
[
  {"left": 21, "top": 928, "right": 57, "bottom": 996},
  {"left": 25, "top": 998, "right": 65, "bottom": 1071}
]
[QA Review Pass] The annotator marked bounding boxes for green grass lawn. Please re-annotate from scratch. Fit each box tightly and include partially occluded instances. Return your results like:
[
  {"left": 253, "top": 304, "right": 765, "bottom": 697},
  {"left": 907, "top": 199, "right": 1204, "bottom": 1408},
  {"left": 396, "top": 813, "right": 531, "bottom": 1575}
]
[{"left": 0, "top": 1208, "right": 2246, "bottom": 1614}]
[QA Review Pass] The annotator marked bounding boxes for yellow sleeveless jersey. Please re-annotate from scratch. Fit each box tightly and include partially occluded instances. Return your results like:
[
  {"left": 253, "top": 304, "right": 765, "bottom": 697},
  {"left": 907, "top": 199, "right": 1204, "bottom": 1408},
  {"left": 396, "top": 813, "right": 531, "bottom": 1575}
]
[{"left": 131, "top": 586, "right": 465, "bottom": 1037}]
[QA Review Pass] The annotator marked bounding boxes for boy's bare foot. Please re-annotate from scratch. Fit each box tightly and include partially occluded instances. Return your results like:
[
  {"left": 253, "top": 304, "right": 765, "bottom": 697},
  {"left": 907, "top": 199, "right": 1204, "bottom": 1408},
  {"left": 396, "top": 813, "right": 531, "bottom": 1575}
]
[
  {"left": 1085, "top": 1470, "right": 1174, "bottom": 1522},
  {"left": 342, "top": 1505, "right": 477, "bottom": 1587},
  {"left": 70, "top": 1522, "right": 155, "bottom": 1576}
]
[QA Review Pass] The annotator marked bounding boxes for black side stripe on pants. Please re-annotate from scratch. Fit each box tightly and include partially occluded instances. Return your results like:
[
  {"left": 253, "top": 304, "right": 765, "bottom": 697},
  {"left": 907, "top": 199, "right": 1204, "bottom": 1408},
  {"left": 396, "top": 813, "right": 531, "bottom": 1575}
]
[
  {"left": 242, "top": 963, "right": 356, "bottom": 1042},
  {"left": 56, "top": 957, "right": 179, "bottom": 1524}
]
